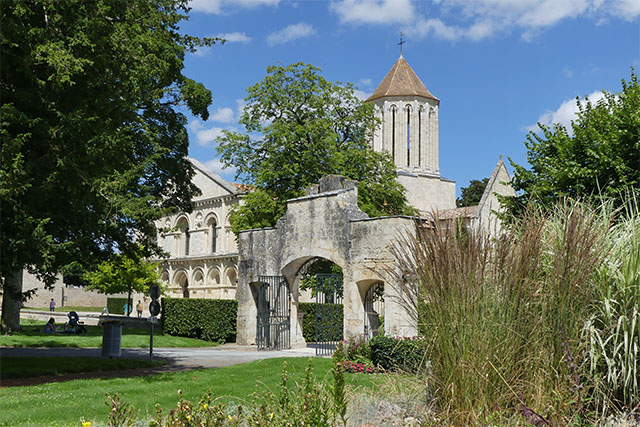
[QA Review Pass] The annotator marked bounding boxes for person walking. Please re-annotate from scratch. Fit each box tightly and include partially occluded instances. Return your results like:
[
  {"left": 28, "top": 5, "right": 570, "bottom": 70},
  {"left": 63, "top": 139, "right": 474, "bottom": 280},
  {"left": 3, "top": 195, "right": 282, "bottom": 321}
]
[
  {"left": 136, "top": 300, "right": 143, "bottom": 318},
  {"left": 49, "top": 298, "right": 55, "bottom": 312}
]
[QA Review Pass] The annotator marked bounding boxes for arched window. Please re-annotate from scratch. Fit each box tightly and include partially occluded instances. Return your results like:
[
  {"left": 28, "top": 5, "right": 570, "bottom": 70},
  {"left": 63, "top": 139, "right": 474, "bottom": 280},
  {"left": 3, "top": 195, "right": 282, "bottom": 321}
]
[
  {"left": 206, "top": 216, "right": 218, "bottom": 253},
  {"left": 391, "top": 105, "right": 396, "bottom": 162},
  {"left": 418, "top": 107, "right": 423, "bottom": 167},
  {"left": 227, "top": 268, "right": 237, "bottom": 286},
  {"left": 176, "top": 217, "right": 190, "bottom": 256},
  {"left": 406, "top": 105, "right": 411, "bottom": 167}
]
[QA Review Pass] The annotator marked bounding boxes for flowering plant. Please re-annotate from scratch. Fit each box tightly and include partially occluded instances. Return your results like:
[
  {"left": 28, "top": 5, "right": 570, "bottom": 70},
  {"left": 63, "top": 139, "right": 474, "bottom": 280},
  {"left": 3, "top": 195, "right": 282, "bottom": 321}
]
[{"left": 342, "top": 360, "right": 375, "bottom": 374}]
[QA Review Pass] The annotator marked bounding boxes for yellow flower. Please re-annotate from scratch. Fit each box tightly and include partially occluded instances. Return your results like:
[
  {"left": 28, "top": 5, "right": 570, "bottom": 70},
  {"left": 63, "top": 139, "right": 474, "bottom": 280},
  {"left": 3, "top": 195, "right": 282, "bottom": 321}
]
[
  {"left": 81, "top": 422, "right": 92, "bottom": 427},
  {"left": 203, "top": 403, "right": 208, "bottom": 409},
  {"left": 269, "top": 413, "right": 274, "bottom": 420},
  {"left": 187, "top": 415, "right": 191, "bottom": 421},
  {"left": 228, "top": 415, "right": 233, "bottom": 422}
]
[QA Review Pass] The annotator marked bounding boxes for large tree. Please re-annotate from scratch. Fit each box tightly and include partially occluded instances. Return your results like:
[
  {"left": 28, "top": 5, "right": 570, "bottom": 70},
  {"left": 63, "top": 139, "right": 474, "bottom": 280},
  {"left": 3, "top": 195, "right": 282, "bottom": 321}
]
[
  {"left": 0, "top": 0, "right": 217, "bottom": 330},
  {"left": 217, "top": 62, "right": 414, "bottom": 232},
  {"left": 505, "top": 70, "right": 639, "bottom": 214}
]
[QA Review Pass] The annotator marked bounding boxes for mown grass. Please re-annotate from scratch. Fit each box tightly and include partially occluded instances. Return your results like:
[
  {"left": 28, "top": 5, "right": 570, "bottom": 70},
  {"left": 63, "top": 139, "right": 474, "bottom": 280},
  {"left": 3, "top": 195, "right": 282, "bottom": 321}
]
[
  {"left": 0, "top": 356, "right": 165, "bottom": 380},
  {"left": 0, "top": 320, "right": 218, "bottom": 348},
  {"left": 0, "top": 357, "right": 384, "bottom": 427}
]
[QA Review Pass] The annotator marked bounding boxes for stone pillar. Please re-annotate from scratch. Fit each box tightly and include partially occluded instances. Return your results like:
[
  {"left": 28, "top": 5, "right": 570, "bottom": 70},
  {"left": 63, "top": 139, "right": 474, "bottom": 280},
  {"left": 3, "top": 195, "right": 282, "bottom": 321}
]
[
  {"left": 384, "top": 278, "right": 418, "bottom": 337},
  {"left": 342, "top": 269, "right": 364, "bottom": 339},
  {"left": 410, "top": 103, "right": 420, "bottom": 168},
  {"left": 235, "top": 265, "right": 257, "bottom": 345},
  {"left": 434, "top": 107, "right": 439, "bottom": 173},
  {"left": 397, "top": 106, "right": 407, "bottom": 169}
]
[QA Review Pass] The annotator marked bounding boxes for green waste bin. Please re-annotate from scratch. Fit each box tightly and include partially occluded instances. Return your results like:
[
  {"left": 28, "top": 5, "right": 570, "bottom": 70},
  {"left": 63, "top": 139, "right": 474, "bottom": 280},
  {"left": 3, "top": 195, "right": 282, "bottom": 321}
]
[{"left": 102, "top": 320, "right": 122, "bottom": 357}]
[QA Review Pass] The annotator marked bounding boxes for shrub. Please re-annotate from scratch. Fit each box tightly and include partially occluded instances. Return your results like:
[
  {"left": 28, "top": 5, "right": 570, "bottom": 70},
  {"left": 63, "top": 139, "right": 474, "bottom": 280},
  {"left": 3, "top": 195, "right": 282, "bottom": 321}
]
[
  {"left": 369, "top": 335, "right": 427, "bottom": 373},
  {"left": 298, "top": 302, "right": 343, "bottom": 342},
  {"left": 106, "top": 297, "right": 130, "bottom": 315},
  {"left": 162, "top": 298, "right": 237, "bottom": 343}
]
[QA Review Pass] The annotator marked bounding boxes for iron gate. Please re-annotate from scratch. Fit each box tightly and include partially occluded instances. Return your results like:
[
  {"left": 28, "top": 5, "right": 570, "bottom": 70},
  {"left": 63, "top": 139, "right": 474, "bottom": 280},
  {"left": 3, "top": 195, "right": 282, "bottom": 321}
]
[
  {"left": 315, "top": 274, "right": 344, "bottom": 356},
  {"left": 256, "top": 275, "right": 291, "bottom": 350},
  {"left": 364, "top": 282, "right": 384, "bottom": 339}
]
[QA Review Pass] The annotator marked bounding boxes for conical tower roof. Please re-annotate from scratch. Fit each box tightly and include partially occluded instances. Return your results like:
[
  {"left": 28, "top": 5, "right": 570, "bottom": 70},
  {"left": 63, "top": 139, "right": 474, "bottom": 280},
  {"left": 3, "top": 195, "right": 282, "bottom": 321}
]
[{"left": 366, "top": 55, "right": 438, "bottom": 103}]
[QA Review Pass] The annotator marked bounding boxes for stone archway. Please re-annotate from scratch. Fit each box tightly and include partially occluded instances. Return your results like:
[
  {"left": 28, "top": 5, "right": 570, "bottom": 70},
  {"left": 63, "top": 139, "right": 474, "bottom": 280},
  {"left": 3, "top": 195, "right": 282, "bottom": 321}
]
[{"left": 236, "top": 175, "right": 419, "bottom": 347}]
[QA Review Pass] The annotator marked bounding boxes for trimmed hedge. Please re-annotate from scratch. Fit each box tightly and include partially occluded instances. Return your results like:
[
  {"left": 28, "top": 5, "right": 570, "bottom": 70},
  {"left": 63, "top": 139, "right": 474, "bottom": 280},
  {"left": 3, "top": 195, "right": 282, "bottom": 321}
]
[
  {"left": 107, "top": 297, "right": 131, "bottom": 315},
  {"left": 370, "top": 335, "right": 428, "bottom": 373},
  {"left": 299, "top": 302, "right": 343, "bottom": 342},
  {"left": 161, "top": 297, "right": 237, "bottom": 343}
]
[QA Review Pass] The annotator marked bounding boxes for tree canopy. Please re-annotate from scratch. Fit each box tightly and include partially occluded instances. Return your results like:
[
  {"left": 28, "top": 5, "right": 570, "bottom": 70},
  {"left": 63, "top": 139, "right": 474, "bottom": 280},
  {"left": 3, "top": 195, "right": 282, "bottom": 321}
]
[
  {"left": 505, "top": 70, "right": 639, "bottom": 214},
  {"left": 216, "top": 62, "right": 414, "bottom": 232},
  {"left": 0, "top": 0, "right": 217, "bottom": 329},
  {"left": 456, "top": 178, "right": 488, "bottom": 208},
  {"left": 85, "top": 253, "right": 161, "bottom": 316}
]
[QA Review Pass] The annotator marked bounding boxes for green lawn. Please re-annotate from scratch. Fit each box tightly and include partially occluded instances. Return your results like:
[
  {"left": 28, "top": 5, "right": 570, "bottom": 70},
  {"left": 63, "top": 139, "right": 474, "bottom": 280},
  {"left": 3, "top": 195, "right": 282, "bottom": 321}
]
[
  {"left": 0, "top": 320, "right": 219, "bottom": 348},
  {"left": 0, "top": 356, "right": 165, "bottom": 380},
  {"left": 24, "top": 306, "right": 104, "bottom": 313},
  {"left": 0, "top": 357, "right": 384, "bottom": 426}
]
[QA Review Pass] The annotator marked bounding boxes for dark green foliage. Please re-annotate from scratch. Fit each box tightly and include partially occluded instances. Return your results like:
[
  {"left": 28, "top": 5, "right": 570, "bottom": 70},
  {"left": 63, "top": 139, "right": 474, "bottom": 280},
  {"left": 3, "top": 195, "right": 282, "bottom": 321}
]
[
  {"left": 369, "top": 335, "right": 427, "bottom": 373},
  {"left": 1, "top": 0, "right": 220, "bottom": 329},
  {"left": 107, "top": 297, "right": 130, "bottom": 315},
  {"left": 298, "top": 302, "right": 343, "bottom": 342},
  {"left": 161, "top": 298, "right": 237, "bottom": 343},
  {"left": 217, "top": 62, "right": 415, "bottom": 233},
  {"left": 505, "top": 70, "right": 640, "bottom": 216},
  {"left": 456, "top": 178, "right": 489, "bottom": 207}
]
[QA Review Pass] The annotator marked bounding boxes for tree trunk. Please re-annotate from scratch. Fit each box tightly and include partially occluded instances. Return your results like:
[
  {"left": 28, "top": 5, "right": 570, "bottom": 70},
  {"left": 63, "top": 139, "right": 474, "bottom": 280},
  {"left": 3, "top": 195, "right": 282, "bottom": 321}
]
[
  {"left": 1, "top": 270, "right": 23, "bottom": 331},
  {"left": 127, "top": 288, "right": 132, "bottom": 317}
]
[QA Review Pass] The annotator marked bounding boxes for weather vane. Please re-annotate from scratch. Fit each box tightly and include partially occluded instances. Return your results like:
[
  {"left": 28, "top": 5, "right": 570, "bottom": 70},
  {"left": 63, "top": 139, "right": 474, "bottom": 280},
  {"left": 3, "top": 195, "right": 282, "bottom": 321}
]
[{"left": 398, "top": 32, "right": 405, "bottom": 55}]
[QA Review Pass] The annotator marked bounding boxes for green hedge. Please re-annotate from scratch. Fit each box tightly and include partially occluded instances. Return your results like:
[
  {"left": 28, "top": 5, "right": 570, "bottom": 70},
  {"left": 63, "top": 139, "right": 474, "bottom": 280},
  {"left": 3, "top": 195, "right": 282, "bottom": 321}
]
[
  {"left": 299, "top": 302, "right": 343, "bottom": 342},
  {"left": 107, "top": 297, "right": 131, "bottom": 315},
  {"left": 370, "top": 335, "right": 428, "bottom": 373},
  {"left": 161, "top": 297, "right": 237, "bottom": 343}
]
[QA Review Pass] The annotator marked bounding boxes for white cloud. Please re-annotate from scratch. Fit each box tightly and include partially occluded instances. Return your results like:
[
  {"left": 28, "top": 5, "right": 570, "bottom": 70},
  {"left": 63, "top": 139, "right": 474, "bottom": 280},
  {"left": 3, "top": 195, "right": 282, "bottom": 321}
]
[
  {"left": 216, "top": 32, "right": 252, "bottom": 43},
  {"left": 333, "top": 0, "right": 640, "bottom": 42},
  {"left": 267, "top": 23, "right": 317, "bottom": 46},
  {"left": 189, "top": 0, "right": 279, "bottom": 14},
  {"left": 526, "top": 90, "right": 606, "bottom": 132},
  {"left": 209, "top": 107, "right": 236, "bottom": 123},
  {"left": 188, "top": 120, "right": 226, "bottom": 146},
  {"left": 204, "top": 158, "right": 236, "bottom": 176},
  {"left": 330, "top": 0, "right": 415, "bottom": 24},
  {"left": 359, "top": 78, "right": 373, "bottom": 86},
  {"left": 353, "top": 89, "right": 373, "bottom": 100}
]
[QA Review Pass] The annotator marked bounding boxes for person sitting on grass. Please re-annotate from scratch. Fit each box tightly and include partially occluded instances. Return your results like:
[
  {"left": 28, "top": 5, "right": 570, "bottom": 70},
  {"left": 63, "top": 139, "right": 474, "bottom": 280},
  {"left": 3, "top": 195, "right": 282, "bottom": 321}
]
[{"left": 43, "top": 317, "right": 58, "bottom": 334}]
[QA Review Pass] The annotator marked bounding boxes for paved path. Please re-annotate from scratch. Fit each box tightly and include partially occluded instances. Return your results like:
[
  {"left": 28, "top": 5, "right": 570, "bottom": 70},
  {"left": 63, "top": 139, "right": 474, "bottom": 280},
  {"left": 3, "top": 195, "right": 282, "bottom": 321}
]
[
  {"left": 0, "top": 344, "right": 320, "bottom": 387},
  {"left": 1, "top": 344, "right": 318, "bottom": 369}
]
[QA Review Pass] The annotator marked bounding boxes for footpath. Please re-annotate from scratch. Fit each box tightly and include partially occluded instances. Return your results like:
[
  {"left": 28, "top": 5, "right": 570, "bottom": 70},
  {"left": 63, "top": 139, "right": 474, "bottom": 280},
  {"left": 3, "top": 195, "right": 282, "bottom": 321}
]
[{"left": 0, "top": 344, "right": 317, "bottom": 387}]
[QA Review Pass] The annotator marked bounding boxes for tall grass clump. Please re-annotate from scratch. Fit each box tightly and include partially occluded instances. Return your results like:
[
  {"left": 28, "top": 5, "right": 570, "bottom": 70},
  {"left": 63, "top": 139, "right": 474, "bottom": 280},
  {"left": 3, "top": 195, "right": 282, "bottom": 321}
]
[
  {"left": 390, "top": 200, "right": 614, "bottom": 424},
  {"left": 584, "top": 197, "right": 640, "bottom": 414}
]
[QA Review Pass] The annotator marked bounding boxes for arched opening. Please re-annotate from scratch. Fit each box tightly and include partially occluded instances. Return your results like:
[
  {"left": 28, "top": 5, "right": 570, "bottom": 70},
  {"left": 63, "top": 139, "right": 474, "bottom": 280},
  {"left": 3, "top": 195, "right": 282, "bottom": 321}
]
[
  {"left": 390, "top": 105, "right": 396, "bottom": 162},
  {"left": 406, "top": 105, "right": 411, "bottom": 167},
  {"left": 176, "top": 217, "right": 190, "bottom": 256},
  {"left": 226, "top": 268, "right": 237, "bottom": 286},
  {"left": 206, "top": 215, "right": 218, "bottom": 253},
  {"left": 208, "top": 268, "right": 221, "bottom": 287},
  {"left": 418, "top": 106, "right": 423, "bottom": 167},
  {"left": 174, "top": 270, "right": 189, "bottom": 298},
  {"left": 294, "top": 257, "right": 344, "bottom": 356},
  {"left": 192, "top": 269, "right": 204, "bottom": 296},
  {"left": 362, "top": 280, "right": 385, "bottom": 338}
]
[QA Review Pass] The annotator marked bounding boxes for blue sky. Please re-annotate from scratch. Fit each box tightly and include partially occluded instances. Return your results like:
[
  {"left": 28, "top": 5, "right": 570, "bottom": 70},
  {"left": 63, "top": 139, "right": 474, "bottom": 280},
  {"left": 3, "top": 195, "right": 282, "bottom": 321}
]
[{"left": 179, "top": 0, "right": 639, "bottom": 195}]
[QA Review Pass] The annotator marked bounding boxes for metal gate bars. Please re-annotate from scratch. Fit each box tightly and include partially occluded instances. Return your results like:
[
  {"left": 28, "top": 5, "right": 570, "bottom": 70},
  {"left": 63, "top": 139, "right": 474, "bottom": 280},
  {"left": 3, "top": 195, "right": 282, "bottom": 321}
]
[
  {"left": 256, "top": 275, "right": 291, "bottom": 350},
  {"left": 315, "top": 274, "right": 344, "bottom": 356}
]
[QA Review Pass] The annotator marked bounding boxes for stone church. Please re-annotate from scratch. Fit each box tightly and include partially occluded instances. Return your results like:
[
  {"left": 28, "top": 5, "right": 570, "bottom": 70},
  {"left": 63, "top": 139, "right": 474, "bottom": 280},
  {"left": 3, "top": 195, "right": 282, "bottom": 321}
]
[{"left": 13, "top": 55, "right": 513, "bottom": 310}]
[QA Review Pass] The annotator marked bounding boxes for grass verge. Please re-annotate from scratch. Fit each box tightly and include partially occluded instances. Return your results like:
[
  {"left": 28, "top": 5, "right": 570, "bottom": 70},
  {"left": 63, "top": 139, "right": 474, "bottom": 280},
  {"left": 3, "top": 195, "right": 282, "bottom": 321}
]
[
  {"left": 24, "top": 306, "right": 104, "bottom": 313},
  {"left": 0, "top": 356, "right": 165, "bottom": 380},
  {"left": 0, "top": 357, "right": 384, "bottom": 426},
  {"left": 0, "top": 320, "right": 219, "bottom": 348}
]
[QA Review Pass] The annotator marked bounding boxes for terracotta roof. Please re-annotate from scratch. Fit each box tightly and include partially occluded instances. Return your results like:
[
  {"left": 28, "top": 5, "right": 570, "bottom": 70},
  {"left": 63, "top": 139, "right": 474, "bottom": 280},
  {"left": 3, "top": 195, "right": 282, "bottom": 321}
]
[
  {"left": 366, "top": 55, "right": 438, "bottom": 102},
  {"left": 232, "top": 182, "right": 255, "bottom": 192}
]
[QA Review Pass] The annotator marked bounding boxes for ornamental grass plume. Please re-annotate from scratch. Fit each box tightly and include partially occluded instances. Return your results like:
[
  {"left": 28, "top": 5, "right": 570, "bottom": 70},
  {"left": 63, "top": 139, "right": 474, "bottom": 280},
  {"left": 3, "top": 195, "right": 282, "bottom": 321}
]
[{"left": 388, "top": 199, "right": 612, "bottom": 424}]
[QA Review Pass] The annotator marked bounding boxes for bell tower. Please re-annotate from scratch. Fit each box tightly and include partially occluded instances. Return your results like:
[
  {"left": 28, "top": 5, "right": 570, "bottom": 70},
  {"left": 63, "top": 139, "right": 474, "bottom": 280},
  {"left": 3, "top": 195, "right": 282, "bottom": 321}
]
[{"left": 366, "top": 54, "right": 440, "bottom": 176}]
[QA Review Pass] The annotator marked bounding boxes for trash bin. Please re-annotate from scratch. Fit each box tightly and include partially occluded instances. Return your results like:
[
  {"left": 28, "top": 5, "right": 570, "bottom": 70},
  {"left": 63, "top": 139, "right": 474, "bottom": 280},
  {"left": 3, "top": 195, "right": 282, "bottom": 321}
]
[{"left": 102, "top": 320, "right": 122, "bottom": 357}]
